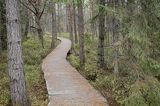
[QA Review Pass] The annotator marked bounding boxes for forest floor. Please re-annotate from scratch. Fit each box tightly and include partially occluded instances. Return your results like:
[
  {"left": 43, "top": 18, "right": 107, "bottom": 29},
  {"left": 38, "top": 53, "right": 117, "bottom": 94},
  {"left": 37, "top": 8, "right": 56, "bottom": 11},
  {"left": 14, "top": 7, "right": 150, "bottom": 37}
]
[
  {"left": 42, "top": 37, "right": 108, "bottom": 106},
  {"left": 0, "top": 34, "right": 54, "bottom": 106},
  {"left": 67, "top": 33, "right": 160, "bottom": 106}
]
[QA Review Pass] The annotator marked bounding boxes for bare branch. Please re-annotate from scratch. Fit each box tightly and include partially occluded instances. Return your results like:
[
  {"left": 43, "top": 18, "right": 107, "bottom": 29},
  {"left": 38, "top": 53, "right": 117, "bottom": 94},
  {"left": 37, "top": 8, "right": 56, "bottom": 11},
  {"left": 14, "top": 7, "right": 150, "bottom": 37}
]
[
  {"left": 19, "top": 0, "right": 36, "bottom": 15},
  {"left": 28, "top": 0, "right": 39, "bottom": 14},
  {"left": 39, "top": 0, "right": 48, "bottom": 19}
]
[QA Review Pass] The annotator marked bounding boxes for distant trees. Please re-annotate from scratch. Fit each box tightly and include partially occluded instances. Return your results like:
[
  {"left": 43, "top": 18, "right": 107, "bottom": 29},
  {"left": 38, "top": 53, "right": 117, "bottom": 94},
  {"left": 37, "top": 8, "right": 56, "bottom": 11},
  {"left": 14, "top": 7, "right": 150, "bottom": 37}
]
[
  {"left": 6, "top": 0, "right": 30, "bottom": 105},
  {"left": 2, "top": 0, "right": 160, "bottom": 105},
  {"left": 20, "top": 0, "right": 48, "bottom": 48}
]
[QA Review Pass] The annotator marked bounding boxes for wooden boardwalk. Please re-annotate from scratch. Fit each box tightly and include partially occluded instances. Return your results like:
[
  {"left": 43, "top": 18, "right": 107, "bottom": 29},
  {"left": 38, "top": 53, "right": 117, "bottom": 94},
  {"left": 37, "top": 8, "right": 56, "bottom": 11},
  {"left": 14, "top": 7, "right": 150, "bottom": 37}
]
[{"left": 42, "top": 37, "right": 108, "bottom": 106}]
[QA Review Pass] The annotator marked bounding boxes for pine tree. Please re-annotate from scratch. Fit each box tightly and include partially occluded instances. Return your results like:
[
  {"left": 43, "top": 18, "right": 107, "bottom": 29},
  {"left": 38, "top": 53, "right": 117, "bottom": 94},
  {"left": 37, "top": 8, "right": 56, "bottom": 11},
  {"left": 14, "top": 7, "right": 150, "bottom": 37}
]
[{"left": 6, "top": 0, "right": 31, "bottom": 105}]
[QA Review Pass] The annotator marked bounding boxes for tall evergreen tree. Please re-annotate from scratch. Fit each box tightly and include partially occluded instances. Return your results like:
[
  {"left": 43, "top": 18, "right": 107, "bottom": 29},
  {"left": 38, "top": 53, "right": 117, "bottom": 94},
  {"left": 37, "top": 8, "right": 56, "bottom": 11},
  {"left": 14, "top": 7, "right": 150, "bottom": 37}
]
[
  {"left": 6, "top": 0, "right": 30, "bottom": 105},
  {"left": 98, "top": 0, "right": 105, "bottom": 68},
  {"left": 51, "top": 0, "right": 57, "bottom": 49},
  {"left": 77, "top": 0, "right": 85, "bottom": 66},
  {"left": 67, "top": 2, "right": 74, "bottom": 51},
  {"left": 73, "top": 0, "right": 78, "bottom": 44}
]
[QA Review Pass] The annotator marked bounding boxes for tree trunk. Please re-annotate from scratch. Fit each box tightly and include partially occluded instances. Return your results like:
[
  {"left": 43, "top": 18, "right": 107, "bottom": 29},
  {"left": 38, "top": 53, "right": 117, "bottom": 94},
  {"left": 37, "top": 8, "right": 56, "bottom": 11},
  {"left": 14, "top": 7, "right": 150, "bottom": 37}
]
[
  {"left": 0, "top": 0, "right": 7, "bottom": 51},
  {"left": 57, "top": 3, "right": 61, "bottom": 36},
  {"left": 65, "top": 5, "right": 69, "bottom": 32},
  {"left": 90, "top": 0, "right": 96, "bottom": 40},
  {"left": 113, "top": 0, "right": 120, "bottom": 75},
  {"left": 51, "top": 1, "right": 57, "bottom": 49},
  {"left": 34, "top": 0, "right": 44, "bottom": 48},
  {"left": 0, "top": 31, "right": 2, "bottom": 57},
  {"left": 0, "top": 13, "right": 2, "bottom": 57},
  {"left": 67, "top": 3, "right": 74, "bottom": 51},
  {"left": 23, "top": 15, "right": 29, "bottom": 40},
  {"left": 73, "top": 1, "right": 78, "bottom": 44},
  {"left": 36, "top": 16, "right": 44, "bottom": 48},
  {"left": 77, "top": 0, "right": 85, "bottom": 66},
  {"left": 98, "top": 0, "right": 105, "bottom": 68},
  {"left": 6, "top": 0, "right": 31, "bottom": 105}
]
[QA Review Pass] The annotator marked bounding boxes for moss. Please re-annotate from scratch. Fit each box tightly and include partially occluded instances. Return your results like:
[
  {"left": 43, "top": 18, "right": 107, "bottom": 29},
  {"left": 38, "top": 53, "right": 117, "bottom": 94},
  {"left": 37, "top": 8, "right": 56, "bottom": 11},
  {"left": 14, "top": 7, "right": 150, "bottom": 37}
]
[
  {"left": 0, "top": 53, "right": 10, "bottom": 105},
  {"left": 0, "top": 35, "right": 53, "bottom": 106},
  {"left": 68, "top": 34, "right": 160, "bottom": 106}
]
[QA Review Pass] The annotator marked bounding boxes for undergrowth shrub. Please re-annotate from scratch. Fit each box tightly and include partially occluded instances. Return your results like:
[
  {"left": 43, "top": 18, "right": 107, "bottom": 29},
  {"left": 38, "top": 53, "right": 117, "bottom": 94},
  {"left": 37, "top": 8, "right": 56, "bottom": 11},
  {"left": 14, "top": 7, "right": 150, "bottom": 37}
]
[
  {"left": 68, "top": 34, "right": 160, "bottom": 106},
  {"left": 0, "top": 35, "right": 51, "bottom": 106}
]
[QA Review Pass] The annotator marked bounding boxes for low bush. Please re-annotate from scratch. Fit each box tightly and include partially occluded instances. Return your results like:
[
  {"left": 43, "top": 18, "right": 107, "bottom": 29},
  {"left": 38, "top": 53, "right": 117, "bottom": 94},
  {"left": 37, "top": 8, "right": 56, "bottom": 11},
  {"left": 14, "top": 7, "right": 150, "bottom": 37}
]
[{"left": 0, "top": 35, "right": 52, "bottom": 106}]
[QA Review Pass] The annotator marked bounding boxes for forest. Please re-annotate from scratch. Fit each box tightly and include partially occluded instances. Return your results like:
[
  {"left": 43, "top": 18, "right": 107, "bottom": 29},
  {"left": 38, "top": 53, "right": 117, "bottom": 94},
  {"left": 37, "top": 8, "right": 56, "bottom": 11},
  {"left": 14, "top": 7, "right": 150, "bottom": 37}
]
[{"left": 1, "top": 0, "right": 160, "bottom": 106}]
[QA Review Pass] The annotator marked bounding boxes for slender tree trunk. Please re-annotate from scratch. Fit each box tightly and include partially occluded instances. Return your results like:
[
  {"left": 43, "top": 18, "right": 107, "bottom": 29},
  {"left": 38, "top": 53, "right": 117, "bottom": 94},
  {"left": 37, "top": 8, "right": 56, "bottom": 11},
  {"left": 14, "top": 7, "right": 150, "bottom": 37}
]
[
  {"left": 0, "top": 33, "right": 2, "bottom": 57},
  {"left": 73, "top": 1, "right": 78, "bottom": 44},
  {"left": 29, "top": 14, "right": 34, "bottom": 35},
  {"left": 65, "top": 6, "right": 69, "bottom": 32},
  {"left": 51, "top": 1, "right": 57, "bottom": 49},
  {"left": 35, "top": 0, "right": 44, "bottom": 48},
  {"left": 113, "top": 0, "right": 120, "bottom": 75},
  {"left": 77, "top": 0, "right": 85, "bottom": 66},
  {"left": 6, "top": 0, "right": 30, "bottom": 105},
  {"left": 0, "top": 14, "right": 2, "bottom": 57},
  {"left": 67, "top": 3, "right": 74, "bottom": 51},
  {"left": 57, "top": 3, "right": 61, "bottom": 36},
  {"left": 36, "top": 16, "right": 44, "bottom": 48},
  {"left": 113, "top": 17, "right": 119, "bottom": 75},
  {"left": 98, "top": 0, "right": 105, "bottom": 68},
  {"left": 0, "top": 0, "right": 7, "bottom": 51},
  {"left": 23, "top": 16, "right": 29, "bottom": 40},
  {"left": 90, "top": 0, "right": 96, "bottom": 40}
]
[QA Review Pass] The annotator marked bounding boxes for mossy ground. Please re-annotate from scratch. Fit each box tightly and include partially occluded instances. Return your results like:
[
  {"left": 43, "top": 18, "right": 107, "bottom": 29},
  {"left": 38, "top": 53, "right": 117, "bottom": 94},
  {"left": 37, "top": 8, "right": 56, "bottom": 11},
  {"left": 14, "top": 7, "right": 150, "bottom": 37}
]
[
  {"left": 68, "top": 34, "right": 160, "bottom": 106},
  {"left": 0, "top": 34, "right": 56, "bottom": 106}
]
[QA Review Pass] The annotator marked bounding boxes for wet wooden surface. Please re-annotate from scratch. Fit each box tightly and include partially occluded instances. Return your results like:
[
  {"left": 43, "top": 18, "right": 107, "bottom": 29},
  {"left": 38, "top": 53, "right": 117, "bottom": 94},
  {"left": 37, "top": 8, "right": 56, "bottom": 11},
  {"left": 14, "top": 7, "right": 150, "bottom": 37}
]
[{"left": 42, "top": 37, "right": 108, "bottom": 106}]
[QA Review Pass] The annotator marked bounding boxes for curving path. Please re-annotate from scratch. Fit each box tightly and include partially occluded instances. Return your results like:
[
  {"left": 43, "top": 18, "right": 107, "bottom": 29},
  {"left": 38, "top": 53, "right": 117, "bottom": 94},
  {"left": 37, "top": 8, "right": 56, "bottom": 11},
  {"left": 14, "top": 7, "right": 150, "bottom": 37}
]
[{"left": 42, "top": 37, "right": 108, "bottom": 106}]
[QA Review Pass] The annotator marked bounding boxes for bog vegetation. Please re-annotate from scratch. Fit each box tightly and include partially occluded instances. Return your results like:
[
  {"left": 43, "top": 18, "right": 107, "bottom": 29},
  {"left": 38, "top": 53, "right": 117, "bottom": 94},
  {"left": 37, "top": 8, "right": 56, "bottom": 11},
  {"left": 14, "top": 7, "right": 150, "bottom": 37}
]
[{"left": 1, "top": 0, "right": 160, "bottom": 106}]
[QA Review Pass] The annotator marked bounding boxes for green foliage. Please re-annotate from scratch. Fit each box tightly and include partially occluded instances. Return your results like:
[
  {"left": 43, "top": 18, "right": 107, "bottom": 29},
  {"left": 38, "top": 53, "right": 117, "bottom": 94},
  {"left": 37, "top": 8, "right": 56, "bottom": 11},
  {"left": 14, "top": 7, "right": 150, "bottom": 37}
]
[
  {"left": 122, "top": 77, "right": 160, "bottom": 106},
  {"left": 0, "top": 35, "right": 51, "bottom": 105},
  {"left": 0, "top": 57, "right": 10, "bottom": 105},
  {"left": 68, "top": 54, "right": 80, "bottom": 70},
  {"left": 69, "top": 30, "right": 160, "bottom": 106}
]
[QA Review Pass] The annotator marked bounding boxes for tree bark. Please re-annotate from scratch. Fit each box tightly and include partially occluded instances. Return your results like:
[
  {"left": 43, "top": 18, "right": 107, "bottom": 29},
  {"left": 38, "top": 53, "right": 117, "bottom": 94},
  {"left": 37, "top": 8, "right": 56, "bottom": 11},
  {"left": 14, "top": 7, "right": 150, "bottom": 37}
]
[
  {"left": 23, "top": 14, "right": 29, "bottom": 40},
  {"left": 73, "top": 1, "right": 78, "bottom": 44},
  {"left": 35, "top": 0, "right": 44, "bottom": 48},
  {"left": 57, "top": 3, "right": 61, "bottom": 36},
  {"left": 0, "top": 13, "right": 2, "bottom": 57},
  {"left": 0, "top": 0, "right": 7, "bottom": 51},
  {"left": 36, "top": 16, "right": 44, "bottom": 48},
  {"left": 51, "top": 1, "right": 57, "bottom": 49},
  {"left": 112, "top": 0, "right": 120, "bottom": 75},
  {"left": 77, "top": 0, "right": 85, "bottom": 66},
  {"left": 67, "top": 3, "right": 74, "bottom": 51},
  {"left": 90, "top": 0, "right": 96, "bottom": 40},
  {"left": 0, "top": 41, "right": 1, "bottom": 58},
  {"left": 98, "top": 0, "right": 105, "bottom": 68},
  {"left": 6, "top": 0, "right": 31, "bottom": 105},
  {"left": 65, "top": 5, "right": 69, "bottom": 32}
]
